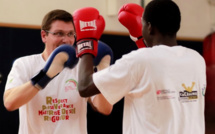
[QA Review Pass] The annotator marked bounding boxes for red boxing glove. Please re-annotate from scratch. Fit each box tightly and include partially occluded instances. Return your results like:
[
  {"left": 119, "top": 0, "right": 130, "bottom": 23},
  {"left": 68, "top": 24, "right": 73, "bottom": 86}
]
[
  {"left": 118, "top": 3, "right": 146, "bottom": 48},
  {"left": 73, "top": 7, "right": 105, "bottom": 57}
]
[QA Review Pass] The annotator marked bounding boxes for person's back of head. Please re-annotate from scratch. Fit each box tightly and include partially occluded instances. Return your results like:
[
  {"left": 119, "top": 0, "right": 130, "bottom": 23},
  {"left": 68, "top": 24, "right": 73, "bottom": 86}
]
[
  {"left": 41, "top": 9, "right": 74, "bottom": 31},
  {"left": 143, "top": 0, "right": 181, "bottom": 37}
]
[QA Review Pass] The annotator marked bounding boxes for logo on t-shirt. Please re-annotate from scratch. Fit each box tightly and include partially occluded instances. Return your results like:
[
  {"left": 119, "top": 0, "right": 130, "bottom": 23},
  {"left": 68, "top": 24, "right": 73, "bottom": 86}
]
[
  {"left": 156, "top": 89, "right": 176, "bottom": 100},
  {"left": 38, "top": 96, "right": 76, "bottom": 122},
  {"left": 179, "top": 82, "right": 198, "bottom": 102},
  {"left": 201, "top": 84, "right": 206, "bottom": 96},
  {"left": 65, "top": 79, "right": 78, "bottom": 92}
]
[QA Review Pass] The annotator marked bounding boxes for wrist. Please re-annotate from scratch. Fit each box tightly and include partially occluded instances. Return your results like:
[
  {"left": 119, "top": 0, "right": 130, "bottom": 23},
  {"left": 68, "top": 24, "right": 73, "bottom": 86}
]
[
  {"left": 31, "top": 70, "right": 53, "bottom": 90},
  {"left": 130, "top": 35, "right": 146, "bottom": 48},
  {"left": 76, "top": 39, "right": 98, "bottom": 57}
]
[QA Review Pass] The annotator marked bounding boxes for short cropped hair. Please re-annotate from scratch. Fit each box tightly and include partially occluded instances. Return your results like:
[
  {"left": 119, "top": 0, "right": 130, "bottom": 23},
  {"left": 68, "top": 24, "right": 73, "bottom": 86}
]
[
  {"left": 143, "top": 0, "right": 181, "bottom": 36},
  {"left": 41, "top": 9, "right": 74, "bottom": 31}
]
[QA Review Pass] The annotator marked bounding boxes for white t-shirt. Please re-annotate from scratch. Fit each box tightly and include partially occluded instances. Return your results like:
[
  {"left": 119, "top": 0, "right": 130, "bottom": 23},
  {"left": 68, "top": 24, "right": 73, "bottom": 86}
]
[
  {"left": 5, "top": 54, "right": 88, "bottom": 134},
  {"left": 93, "top": 45, "right": 206, "bottom": 134}
]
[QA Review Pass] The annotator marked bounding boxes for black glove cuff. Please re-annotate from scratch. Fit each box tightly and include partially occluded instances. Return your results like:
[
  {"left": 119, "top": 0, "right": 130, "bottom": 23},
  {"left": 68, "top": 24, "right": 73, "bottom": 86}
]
[{"left": 31, "top": 70, "right": 52, "bottom": 90}]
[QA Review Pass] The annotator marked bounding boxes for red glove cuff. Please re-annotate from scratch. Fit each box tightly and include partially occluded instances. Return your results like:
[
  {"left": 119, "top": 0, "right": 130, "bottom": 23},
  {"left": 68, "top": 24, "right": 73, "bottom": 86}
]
[
  {"left": 130, "top": 35, "right": 146, "bottom": 48},
  {"left": 76, "top": 39, "right": 98, "bottom": 57},
  {"left": 136, "top": 38, "right": 146, "bottom": 48}
]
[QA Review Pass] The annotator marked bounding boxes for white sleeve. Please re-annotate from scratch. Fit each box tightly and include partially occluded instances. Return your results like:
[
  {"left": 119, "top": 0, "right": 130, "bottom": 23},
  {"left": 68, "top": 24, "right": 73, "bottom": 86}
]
[
  {"left": 5, "top": 58, "right": 30, "bottom": 90},
  {"left": 93, "top": 52, "right": 138, "bottom": 105}
]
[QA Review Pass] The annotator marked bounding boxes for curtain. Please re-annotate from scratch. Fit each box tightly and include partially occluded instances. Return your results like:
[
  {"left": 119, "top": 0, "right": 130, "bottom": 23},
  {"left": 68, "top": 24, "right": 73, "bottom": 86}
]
[{"left": 203, "top": 32, "right": 215, "bottom": 133}]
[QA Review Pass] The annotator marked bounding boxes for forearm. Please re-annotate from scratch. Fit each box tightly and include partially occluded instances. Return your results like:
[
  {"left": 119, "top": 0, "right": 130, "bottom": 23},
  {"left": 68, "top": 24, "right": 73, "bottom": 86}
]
[
  {"left": 4, "top": 81, "right": 39, "bottom": 111},
  {"left": 79, "top": 54, "right": 94, "bottom": 87},
  {"left": 78, "top": 54, "right": 100, "bottom": 97},
  {"left": 92, "top": 94, "right": 113, "bottom": 115}
]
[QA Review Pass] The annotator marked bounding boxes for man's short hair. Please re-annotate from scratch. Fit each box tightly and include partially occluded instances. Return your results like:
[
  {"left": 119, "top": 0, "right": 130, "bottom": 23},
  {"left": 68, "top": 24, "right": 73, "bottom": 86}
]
[
  {"left": 143, "top": 0, "right": 181, "bottom": 36},
  {"left": 41, "top": 9, "right": 74, "bottom": 31}
]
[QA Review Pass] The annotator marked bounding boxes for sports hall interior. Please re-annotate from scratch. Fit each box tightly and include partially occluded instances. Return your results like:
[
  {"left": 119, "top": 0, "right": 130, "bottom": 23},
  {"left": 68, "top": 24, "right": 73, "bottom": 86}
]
[{"left": 0, "top": 0, "right": 214, "bottom": 133}]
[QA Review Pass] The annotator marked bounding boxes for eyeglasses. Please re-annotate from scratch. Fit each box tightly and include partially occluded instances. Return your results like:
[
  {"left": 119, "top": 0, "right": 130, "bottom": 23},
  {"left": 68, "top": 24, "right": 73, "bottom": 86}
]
[{"left": 45, "top": 30, "right": 76, "bottom": 38}]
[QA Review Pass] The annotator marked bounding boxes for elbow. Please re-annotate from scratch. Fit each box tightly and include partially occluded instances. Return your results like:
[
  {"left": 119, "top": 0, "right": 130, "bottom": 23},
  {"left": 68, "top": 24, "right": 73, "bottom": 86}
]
[
  {"left": 78, "top": 81, "right": 98, "bottom": 97},
  {"left": 4, "top": 100, "right": 16, "bottom": 111},
  {"left": 100, "top": 103, "right": 113, "bottom": 115},
  {"left": 3, "top": 93, "right": 17, "bottom": 111},
  {"left": 78, "top": 86, "right": 91, "bottom": 97},
  {"left": 100, "top": 106, "right": 113, "bottom": 116},
  {"left": 93, "top": 99, "right": 113, "bottom": 115},
  {"left": 79, "top": 91, "right": 88, "bottom": 98}
]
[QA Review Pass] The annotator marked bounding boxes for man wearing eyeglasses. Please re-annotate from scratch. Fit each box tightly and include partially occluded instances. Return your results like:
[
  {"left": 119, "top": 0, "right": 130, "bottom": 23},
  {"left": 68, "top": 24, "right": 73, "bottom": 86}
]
[{"left": 3, "top": 9, "right": 112, "bottom": 134}]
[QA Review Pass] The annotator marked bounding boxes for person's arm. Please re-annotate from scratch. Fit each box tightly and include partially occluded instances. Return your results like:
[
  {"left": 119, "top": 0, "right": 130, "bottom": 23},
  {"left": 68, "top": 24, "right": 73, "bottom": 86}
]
[
  {"left": 73, "top": 7, "right": 106, "bottom": 97},
  {"left": 78, "top": 54, "right": 100, "bottom": 97},
  {"left": 79, "top": 54, "right": 113, "bottom": 115},
  {"left": 78, "top": 40, "right": 114, "bottom": 96},
  {"left": 89, "top": 49, "right": 114, "bottom": 115},
  {"left": 4, "top": 82, "right": 39, "bottom": 111},
  {"left": 88, "top": 94, "right": 113, "bottom": 115},
  {"left": 4, "top": 45, "right": 78, "bottom": 111},
  {"left": 73, "top": 8, "right": 113, "bottom": 114},
  {"left": 79, "top": 51, "right": 113, "bottom": 115},
  {"left": 93, "top": 93, "right": 113, "bottom": 115}
]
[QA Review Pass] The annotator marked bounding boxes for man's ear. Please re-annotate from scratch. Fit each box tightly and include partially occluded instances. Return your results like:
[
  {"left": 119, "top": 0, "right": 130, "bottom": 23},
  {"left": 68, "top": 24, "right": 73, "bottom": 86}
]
[
  {"left": 148, "top": 22, "right": 155, "bottom": 35},
  {"left": 41, "top": 30, "right": 47, "bottom": 43}
]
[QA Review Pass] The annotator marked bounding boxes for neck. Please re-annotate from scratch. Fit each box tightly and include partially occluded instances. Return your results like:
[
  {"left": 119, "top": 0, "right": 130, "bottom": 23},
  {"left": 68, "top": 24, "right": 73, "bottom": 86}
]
[
  {"left": 42, "top": 49, "right": 50, "bottom": 61},
  {"left": 152, "top": 34, "right": 177, "bottom": 47}
]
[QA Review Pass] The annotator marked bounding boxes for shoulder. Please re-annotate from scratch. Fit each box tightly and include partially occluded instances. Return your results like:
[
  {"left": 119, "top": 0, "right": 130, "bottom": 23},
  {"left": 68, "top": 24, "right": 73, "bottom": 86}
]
[
  {"left": 177, "top": 45, "right": 205, "bottom": 60},
  {"left": 14, "top": 54, "right": 43, "bottom": 64},
  {"left": 122, "top": 47, "right": 152, "bottom": 59},
  {"left": 186, "top": 47, "right": 206, "bottom": 65},
  {"left": 125, "top": 47, "right": 158, "bottom": 61},
  {"left": 13, "top": 54, "right": 43, "bottom": 68}
]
